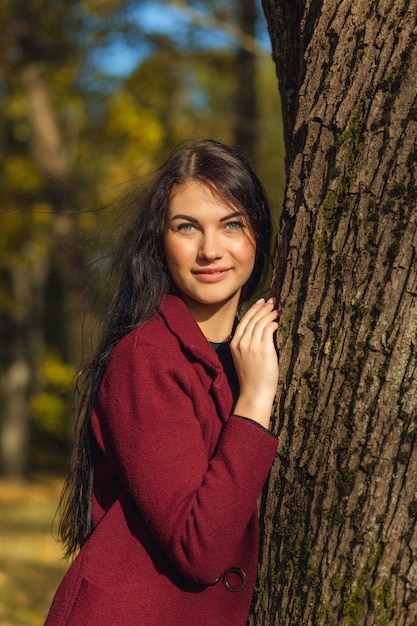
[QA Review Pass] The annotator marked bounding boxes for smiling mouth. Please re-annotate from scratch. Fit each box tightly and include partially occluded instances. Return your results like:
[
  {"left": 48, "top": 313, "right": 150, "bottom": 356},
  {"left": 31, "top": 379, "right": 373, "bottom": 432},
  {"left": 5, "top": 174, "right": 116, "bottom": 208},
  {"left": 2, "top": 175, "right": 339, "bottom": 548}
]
[
  {"left": 193, "top": 268, "right": 231, "bottom": 282},
  {"left": 194, "top": 268, "right": 229, "bottom": 274}
]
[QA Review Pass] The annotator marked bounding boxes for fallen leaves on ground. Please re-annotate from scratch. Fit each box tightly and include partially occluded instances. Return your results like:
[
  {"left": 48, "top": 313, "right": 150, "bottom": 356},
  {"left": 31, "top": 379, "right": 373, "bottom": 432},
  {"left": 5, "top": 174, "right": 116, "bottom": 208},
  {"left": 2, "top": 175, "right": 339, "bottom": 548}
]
[{"left": 0, "top": 476, "right": 67, "bottom": 626}]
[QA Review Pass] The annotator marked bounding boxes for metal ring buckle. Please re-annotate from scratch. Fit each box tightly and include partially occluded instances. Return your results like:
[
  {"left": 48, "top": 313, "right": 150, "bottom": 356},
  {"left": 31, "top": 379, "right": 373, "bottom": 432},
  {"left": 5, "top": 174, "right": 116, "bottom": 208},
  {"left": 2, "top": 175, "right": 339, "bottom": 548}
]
[{"left": 222, "top": 567, "right": 247, "bottom": 592}]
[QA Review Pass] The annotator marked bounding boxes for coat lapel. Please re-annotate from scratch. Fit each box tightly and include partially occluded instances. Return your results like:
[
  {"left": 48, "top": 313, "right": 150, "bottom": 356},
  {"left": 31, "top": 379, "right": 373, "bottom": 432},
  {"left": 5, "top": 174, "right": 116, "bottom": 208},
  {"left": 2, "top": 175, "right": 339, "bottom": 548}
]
[{"left": 159, "top": 294, "right": 235, "bottom": 423}]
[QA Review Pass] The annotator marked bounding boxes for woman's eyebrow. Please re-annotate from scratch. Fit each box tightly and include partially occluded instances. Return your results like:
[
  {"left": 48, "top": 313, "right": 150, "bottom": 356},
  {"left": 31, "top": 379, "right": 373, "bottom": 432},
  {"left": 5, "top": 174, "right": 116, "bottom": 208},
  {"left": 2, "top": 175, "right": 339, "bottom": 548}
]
[
  {"left": 169, "top": 211, "right": 244, "bottom": 223},
  {"left": 219, "top": 211, "right": 245, "bottom": 222},
  {"left": 169, "top": 214, "right": 199, "bottom": 223}
]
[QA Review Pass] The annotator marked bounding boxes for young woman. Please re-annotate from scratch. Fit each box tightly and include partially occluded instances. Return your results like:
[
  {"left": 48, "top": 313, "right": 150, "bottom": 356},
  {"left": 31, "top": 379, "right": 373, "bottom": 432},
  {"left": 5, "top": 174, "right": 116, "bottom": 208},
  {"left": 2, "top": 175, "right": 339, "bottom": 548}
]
[{"left": 46, "top": 139, "right": 279, "bottom": 626}]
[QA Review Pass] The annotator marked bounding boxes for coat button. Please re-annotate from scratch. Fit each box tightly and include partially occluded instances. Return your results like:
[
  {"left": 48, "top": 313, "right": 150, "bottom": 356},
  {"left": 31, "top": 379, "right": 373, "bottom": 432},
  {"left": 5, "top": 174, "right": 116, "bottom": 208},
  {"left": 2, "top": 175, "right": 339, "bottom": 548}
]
[{"left": 222, "top": 567, "right": 247, "bottom": 592}]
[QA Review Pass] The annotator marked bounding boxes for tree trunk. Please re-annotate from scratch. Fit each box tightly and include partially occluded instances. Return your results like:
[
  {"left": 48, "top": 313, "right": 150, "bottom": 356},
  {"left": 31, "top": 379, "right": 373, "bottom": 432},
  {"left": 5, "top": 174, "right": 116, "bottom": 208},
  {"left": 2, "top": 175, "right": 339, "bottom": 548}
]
[
  {"left": 252, "top": 1, "right": 417, "bottom": 625},
  {"left": 0, "top": 259, "right": 48, "bottom": 479},
  {"left": 234, "top": 0, "right": 258, "bottom": 159},
  {"left": 0, "top": 0, "right": 97, "bottom": 477},
  {"left": 22, "top": 62, "right": 96, "bottom": 370}
]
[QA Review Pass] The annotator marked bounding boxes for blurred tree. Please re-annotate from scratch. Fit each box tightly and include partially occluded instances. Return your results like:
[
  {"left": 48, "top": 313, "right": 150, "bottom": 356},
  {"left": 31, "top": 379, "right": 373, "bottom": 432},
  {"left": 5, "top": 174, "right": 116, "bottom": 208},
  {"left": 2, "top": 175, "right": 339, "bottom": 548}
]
[
  {"left": 0, "top": 0, "right": 284, "bottom": 478},
  {"left": 1, "top": 0, "right": 92, "bottom": 477},
  {"left": 234, "top": 0, "right": 258, "bottom": 159},
  {"left": 252, "top": 1, "right": 417, "bottom": 624}
]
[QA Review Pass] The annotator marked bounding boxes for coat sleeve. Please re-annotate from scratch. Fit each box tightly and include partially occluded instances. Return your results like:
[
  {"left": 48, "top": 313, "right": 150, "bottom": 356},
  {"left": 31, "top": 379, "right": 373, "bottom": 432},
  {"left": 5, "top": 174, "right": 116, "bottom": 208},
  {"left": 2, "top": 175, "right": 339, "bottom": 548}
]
[{"left": 92, "top": 337, "right": 278, "bottom": 584}]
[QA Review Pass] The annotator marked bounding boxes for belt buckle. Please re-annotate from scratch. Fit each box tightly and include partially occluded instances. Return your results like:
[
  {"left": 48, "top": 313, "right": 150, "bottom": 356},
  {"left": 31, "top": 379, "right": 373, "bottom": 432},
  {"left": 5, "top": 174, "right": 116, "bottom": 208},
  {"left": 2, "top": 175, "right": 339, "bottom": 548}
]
[{"left": 222, "top": 567, "right": 247, "bottom": 592}]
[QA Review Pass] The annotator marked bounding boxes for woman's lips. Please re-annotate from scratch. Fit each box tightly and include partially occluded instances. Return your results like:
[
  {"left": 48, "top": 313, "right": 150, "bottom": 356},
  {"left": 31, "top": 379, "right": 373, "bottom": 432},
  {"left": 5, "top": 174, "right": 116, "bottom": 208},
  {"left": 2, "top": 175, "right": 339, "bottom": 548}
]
[{"left": 192, "top": 268, "right": 231, "bottom": 283}]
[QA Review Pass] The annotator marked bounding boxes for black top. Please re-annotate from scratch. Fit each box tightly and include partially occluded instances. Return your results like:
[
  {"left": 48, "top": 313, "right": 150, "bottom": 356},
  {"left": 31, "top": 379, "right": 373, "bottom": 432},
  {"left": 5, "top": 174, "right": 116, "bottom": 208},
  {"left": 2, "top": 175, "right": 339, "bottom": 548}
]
[{"left": 209, "top": 340, "right": 239, "bottom": 397}]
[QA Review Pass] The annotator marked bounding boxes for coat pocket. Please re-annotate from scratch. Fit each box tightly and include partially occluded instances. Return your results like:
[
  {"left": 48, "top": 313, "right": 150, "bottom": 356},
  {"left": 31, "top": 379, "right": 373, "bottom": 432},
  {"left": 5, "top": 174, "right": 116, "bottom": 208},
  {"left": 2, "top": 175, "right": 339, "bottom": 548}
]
[{"left": 67, "top": 574, "right": 165, "bottom": 625}]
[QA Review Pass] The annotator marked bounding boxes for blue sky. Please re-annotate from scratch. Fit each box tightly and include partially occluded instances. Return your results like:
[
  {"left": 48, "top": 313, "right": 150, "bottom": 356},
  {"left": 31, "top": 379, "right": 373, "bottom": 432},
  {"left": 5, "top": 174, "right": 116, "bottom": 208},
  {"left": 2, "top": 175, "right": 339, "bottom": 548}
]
[{"left": 92, "top": 1, "right": 271, "bottom": 77}]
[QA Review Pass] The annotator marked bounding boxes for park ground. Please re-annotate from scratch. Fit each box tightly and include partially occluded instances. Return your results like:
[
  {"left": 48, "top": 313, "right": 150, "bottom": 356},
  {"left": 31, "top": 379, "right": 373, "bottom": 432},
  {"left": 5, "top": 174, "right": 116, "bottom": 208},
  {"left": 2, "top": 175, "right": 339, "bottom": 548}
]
[{"left": 0, "top": 476, "right": 66, "bottom": 626}]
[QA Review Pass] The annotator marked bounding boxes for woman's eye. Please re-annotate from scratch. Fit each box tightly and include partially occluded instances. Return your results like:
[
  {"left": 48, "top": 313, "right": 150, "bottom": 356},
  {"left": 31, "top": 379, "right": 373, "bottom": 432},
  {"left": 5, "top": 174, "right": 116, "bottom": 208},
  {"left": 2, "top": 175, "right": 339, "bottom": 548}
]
[
  {"left": 177, "top": 223, "right": 196, "bottom": 233},
  {"left": 225, "top": 221, "right": 244, "bottom": 231}
]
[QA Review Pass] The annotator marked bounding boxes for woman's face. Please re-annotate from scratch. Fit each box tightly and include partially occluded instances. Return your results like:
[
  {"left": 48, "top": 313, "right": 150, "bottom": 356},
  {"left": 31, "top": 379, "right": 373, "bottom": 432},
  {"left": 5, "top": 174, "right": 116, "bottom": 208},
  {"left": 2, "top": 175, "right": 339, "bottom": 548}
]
[{"left": 164, "top": 180, "right": 256, "bottom": 314}]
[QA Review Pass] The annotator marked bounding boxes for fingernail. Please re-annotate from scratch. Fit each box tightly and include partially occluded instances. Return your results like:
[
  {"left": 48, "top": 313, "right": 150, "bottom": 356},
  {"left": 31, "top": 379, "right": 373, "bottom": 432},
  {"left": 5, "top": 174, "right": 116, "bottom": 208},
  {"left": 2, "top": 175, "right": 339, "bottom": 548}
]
[
  {"left": 256, "top": 298, "right": 265, "bottom": 304},
  {"left": 267, "top": 297, "right": 276, "bottom": 304}
]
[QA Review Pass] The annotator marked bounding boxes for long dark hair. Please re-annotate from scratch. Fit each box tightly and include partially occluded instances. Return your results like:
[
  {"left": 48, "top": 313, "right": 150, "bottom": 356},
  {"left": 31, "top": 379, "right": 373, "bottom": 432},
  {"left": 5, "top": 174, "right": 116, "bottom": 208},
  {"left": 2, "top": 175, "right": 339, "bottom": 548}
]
[{"left": 58, "top": 139, "right": 273, "bottom": 559}]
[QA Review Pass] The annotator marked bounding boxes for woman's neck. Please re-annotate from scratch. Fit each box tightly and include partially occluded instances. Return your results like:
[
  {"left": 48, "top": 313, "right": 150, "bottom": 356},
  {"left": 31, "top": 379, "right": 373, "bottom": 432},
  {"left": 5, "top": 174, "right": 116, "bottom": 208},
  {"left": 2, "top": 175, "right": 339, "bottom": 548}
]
[
  {"left": 182, "top": 297, "right": 239, "bottom": 342},
  {"left": 198, "top": 313, "right": 235, "bottom": 343}
]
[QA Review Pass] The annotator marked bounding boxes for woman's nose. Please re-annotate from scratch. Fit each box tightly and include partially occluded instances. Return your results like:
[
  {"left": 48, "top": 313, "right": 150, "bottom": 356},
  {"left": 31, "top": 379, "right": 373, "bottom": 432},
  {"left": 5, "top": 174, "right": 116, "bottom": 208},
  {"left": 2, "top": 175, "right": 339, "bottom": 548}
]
[{"left": 198, "top": 231, "right": 224, "bottom": 260}]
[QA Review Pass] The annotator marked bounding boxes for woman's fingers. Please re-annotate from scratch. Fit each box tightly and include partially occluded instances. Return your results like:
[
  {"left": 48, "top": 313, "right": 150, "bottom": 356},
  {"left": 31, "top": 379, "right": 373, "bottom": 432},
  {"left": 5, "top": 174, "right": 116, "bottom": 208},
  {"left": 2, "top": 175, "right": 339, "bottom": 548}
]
[
  {"left": 232, "top": 297, "right": 278, "bottom": 344},
  {"left": 231, "top": 299, "right": 280, "bottom": 428},
  {"left": 231, "top": 298, "right": 279, "bottom": 384}
]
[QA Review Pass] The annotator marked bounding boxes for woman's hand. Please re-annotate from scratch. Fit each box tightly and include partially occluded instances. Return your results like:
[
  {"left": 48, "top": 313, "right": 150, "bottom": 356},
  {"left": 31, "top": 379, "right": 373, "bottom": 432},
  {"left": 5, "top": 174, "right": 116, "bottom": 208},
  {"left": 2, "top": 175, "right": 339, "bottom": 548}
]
[{"left": 230, "top": 298, "right": 279, "bottom": 430}]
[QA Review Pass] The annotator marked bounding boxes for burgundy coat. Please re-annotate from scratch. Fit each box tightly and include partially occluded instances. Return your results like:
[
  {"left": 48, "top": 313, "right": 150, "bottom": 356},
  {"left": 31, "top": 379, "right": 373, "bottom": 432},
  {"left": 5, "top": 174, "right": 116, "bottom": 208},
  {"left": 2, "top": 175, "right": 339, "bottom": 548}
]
[{"left": 46, "top": 294, "right": 278, "bottom": 626}]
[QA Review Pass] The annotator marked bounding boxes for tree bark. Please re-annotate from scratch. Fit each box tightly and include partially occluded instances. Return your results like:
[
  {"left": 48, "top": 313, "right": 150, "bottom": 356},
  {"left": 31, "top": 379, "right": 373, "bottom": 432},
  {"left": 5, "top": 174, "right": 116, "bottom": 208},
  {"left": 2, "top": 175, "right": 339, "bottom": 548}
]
[{"left": 252, "top": 1, "right": 417, "bottom": 624}]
